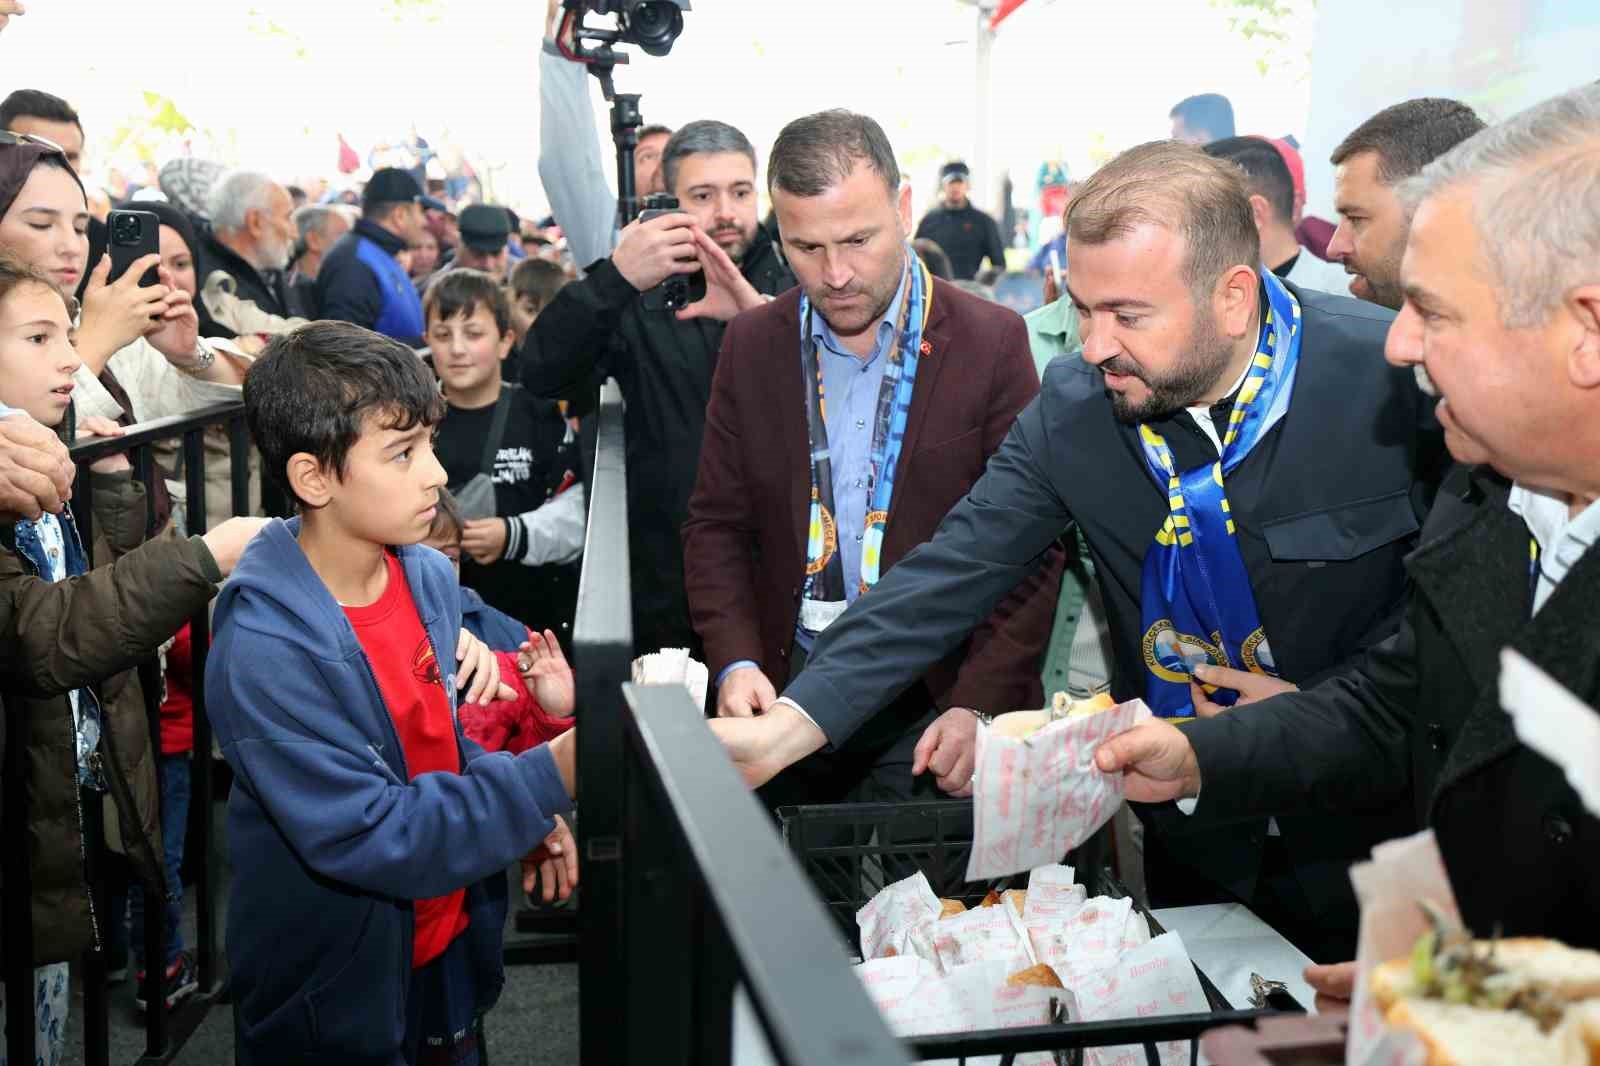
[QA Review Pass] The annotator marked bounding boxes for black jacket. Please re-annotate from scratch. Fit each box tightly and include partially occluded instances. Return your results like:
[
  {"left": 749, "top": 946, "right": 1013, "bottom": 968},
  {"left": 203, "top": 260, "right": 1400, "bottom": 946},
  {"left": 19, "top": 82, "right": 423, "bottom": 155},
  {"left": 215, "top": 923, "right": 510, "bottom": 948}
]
[
  {"left": 784, "top": 284, "right": 1446, "bottom": 942},
  {"left": 315, "top": 219, "right": 426, "bottom": 347},
  {"left": 196, "top": 227, "right": 293, "bottom": 339},
  {"left": 520, "top": 229, "right": 794, "bottom": 653},
  {"left": 1186, "top": 467, "right": 1600, "bottom": 947},
  {"left": 915, "top": 204, "right": 1007, "bottom": 280}
]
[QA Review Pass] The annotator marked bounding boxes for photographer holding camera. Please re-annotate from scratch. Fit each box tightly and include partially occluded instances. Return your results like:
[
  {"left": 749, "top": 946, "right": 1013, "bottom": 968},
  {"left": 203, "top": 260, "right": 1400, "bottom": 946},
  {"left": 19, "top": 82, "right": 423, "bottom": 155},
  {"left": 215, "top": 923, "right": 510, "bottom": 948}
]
[{"left": 523, "top": 120, "right": 794, "bottom": 655}]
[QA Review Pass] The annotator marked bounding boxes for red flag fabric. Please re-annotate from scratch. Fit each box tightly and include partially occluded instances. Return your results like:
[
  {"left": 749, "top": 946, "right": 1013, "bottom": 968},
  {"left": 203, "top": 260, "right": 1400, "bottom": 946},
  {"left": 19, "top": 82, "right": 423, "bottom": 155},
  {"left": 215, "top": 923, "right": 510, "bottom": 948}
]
[
  {"left": 989, "top": 0, "right": 1029, "bottom": 30},
  {"left": 337, "top": 134, "right": 359, "bottom": 175}
]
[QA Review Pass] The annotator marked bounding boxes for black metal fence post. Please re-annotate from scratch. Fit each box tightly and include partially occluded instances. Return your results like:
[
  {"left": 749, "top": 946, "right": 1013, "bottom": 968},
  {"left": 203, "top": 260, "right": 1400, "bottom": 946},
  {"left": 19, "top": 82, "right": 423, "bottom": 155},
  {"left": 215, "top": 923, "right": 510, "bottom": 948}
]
[
  {"left": 3, "top": 689, "right": 37, "bottom": 1066},
  {"left": 574, "top": 381, "right": 634, "bottom": 1064}
]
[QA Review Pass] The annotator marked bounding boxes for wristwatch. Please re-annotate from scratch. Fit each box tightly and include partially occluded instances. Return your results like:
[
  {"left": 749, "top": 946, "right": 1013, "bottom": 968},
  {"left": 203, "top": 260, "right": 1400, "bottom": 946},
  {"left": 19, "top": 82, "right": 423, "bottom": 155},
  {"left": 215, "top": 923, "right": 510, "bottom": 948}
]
[{"left": 178, "top": 339, "right": 216, "bottom": 375}]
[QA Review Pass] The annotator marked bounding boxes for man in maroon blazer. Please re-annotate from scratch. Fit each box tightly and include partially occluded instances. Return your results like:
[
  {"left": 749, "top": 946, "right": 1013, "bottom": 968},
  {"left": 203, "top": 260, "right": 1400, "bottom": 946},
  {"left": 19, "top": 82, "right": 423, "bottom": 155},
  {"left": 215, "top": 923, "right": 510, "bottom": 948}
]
[{"left": 681, "top": 110, "right": 1063, "bottom": 806}]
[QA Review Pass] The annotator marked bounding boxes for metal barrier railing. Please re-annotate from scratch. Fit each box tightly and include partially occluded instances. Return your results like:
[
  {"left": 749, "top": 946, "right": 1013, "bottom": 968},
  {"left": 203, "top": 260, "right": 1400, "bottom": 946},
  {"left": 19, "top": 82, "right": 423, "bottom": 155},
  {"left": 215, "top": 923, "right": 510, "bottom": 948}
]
[
  {"left": 568, "top": 379, "right": 908, "bottom": 1064},
  {"left": 3, "top": 400, "right": 257, "bottom": 1066}
]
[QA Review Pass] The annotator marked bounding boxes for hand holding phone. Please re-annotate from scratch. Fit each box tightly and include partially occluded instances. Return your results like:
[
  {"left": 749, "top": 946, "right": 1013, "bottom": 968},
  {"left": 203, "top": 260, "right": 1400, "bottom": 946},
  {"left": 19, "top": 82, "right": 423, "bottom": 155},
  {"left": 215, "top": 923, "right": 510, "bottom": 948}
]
[{"left": 107, "top": 210, "right": 162, "bottom": 289}]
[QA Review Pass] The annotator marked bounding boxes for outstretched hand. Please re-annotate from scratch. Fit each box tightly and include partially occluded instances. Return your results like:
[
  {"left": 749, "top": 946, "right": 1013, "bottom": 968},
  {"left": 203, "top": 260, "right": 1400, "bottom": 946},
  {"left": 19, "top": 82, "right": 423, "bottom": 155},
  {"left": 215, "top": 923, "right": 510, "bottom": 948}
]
[
  {"left": 521, "top": 813, "right": 578, "bottom": 902},
  {"left": 912, "top": 707, "right": 979, "bottom": 796},
  {"left": 1093, "top": 719, "right": 1202, "bottom": 804},
  {"left": 518, "top": 629, "right": 575, "bottom": 717}
]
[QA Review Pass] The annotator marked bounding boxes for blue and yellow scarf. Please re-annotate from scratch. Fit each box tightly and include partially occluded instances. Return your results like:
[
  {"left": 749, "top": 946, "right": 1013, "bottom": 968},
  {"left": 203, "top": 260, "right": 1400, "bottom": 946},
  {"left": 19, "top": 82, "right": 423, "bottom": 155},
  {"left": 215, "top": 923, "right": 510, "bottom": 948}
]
[
  {"left": 1137, "top": 273, "right": 1302, "bottom": 719},
  {"left": 798, "top": 251, "right": 932, "bottom": 632}
]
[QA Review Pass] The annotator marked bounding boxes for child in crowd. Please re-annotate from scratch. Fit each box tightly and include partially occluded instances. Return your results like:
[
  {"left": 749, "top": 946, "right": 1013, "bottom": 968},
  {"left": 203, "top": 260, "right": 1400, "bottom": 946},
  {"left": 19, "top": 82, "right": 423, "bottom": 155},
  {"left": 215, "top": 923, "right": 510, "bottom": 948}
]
[
  {"left": 424, "top": 268, "right": 584, "bottom": 653},
  {"left": 0, "top": 255, "right": 264, "bottom": 1059},
  {"left": 422, "top": 491, "right": 575, "bottom": 757},
  {"left": 505, "top": 257, "right": 569, "bottom": 352},
  {"left": 211, "top": 320, "right": 577, "bottom": 1066}
]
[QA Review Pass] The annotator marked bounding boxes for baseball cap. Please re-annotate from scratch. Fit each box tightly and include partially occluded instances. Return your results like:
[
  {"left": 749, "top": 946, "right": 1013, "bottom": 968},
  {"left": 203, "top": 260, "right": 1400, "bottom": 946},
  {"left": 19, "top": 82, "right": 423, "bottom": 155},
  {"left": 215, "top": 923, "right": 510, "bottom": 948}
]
[
  {"left": 940, "top": 161, "right": 971, "bottom": 185},
  {"left": 1256, "top": 136, "right": 1306, "bottom": 206},
  {"left": 362, "top": 167, "right": 423, "bottom": 211},
  {"left": 459, "top": 204, "right": 512, "bottom": 253}
]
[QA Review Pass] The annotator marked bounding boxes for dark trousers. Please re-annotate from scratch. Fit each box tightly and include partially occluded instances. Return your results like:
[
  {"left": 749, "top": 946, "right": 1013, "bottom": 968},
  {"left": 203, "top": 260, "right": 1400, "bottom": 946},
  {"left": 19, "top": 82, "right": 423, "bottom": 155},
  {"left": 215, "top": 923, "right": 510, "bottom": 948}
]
[
  {"left": 107, "top": 753, "right": 192, "bottom": 973},
  {"left": 404, "top": 933, "right": 481, "bottom": 1066}
]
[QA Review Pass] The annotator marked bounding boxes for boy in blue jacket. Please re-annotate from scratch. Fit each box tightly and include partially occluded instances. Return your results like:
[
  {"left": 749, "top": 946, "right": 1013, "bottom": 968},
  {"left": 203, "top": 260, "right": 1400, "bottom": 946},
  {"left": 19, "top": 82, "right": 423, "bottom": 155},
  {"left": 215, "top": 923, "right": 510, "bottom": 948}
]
[{"left": 209, "top": 321, "right": 578, "bottom": 1066}]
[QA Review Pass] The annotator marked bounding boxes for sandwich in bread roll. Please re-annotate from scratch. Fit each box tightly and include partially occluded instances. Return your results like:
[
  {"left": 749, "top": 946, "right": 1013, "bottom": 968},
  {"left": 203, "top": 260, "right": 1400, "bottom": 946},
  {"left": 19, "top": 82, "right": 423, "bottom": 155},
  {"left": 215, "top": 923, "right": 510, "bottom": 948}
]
[
  {"left": 1006, "top": 963, "right": 1065, "bottom": 989},
  {"left": 939, "top": 898, "right": 967, "bottom": 920},
  {"left": 1372, "top": 903, "right": 1600, "bottom": 1066},
  {"left": 989, "top": 692, "right": 1117, "bottom": 740}
]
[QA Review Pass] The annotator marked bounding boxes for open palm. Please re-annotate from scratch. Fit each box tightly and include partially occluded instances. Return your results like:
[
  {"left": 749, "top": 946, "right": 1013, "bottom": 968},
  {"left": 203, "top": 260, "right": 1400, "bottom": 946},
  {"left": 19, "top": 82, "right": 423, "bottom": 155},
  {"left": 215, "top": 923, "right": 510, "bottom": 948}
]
[{"left": 519, "top": 630, "right": 575, "bottom": 717}]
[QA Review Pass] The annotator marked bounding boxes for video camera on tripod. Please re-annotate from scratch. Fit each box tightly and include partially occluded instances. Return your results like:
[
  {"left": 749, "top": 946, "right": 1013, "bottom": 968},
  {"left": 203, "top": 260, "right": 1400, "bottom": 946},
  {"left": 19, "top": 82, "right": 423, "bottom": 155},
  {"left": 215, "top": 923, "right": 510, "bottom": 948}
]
[{"left": 557, "top": 0, "right": 690, "bottom": 224}]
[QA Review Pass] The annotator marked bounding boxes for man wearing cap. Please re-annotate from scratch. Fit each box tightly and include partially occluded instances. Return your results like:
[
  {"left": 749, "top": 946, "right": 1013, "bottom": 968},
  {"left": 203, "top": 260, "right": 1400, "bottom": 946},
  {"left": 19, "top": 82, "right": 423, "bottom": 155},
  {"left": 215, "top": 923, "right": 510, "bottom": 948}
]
[
  {"left": 315, "top": 166, "right": 429, "bottom": 345},
  {"left": 915, "top": 162, "right": 1007, "bottom": 281},
  {"left": 453, "top": 205, "right": 513, "bottom": 279}
]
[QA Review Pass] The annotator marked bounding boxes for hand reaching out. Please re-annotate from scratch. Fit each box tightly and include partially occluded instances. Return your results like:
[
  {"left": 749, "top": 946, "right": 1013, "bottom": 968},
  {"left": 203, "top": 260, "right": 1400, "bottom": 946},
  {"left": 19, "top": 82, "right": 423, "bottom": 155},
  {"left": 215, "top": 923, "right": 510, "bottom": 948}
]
[
  {"left": 521, "top": 813, "right": 578, "bottom": 902},
  {"left": 518, "top": 629, "right": 575, "bottom": 717}
]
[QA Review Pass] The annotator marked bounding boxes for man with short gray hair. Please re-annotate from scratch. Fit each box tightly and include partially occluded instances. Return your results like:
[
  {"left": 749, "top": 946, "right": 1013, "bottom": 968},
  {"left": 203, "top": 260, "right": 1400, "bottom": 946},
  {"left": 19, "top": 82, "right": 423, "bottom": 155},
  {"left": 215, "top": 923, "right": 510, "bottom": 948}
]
[
  {"left": 1097, "top": 82, "right": 1600, "bottom": 986},
  {"left": 523, "top": 117, "right": 794, "bottom": 653},
  {"left": 285, "top": 204, "right": 352, "bottom": 318},
  {"left": 198, "top": 169, "right": 296, "bottom": 336}
]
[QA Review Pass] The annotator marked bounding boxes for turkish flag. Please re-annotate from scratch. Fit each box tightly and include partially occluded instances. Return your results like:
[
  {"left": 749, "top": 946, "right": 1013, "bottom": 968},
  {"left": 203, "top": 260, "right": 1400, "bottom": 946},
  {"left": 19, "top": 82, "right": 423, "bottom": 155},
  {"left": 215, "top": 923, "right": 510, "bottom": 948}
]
[{"left": 990, "top": 0, "right": 1030, "bottom": 30}]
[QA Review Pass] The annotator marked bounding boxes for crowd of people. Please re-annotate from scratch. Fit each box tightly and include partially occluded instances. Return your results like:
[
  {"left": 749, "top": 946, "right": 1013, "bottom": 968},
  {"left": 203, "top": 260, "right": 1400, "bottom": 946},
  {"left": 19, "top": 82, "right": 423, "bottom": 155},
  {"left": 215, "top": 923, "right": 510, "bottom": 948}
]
[{"left": 1, "top": 0, "right": 1598, "bottom": 1061}]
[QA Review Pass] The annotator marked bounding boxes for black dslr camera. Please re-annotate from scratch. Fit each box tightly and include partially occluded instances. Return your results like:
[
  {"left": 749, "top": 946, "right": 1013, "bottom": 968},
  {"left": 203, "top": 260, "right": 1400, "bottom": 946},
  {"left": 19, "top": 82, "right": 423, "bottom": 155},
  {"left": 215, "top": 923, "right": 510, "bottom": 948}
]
[
  {"left": 561, "top": 0, "right": 690, "bottom": 59},
  {"left": 637, "top": 193, "right": 706, "bottom": 313}
]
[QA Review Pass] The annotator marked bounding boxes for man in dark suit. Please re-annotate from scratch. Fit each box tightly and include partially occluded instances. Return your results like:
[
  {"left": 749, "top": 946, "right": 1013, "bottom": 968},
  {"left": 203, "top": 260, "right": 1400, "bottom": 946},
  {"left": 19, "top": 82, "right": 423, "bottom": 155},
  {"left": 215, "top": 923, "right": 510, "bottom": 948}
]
[
  {"left": 1097, "top": 81, "right": 1600, "bottom": 995},
  {"left": 713, "top": 140, "right": 1447, "bottom": 962},
  {"left": 683, "top": 110, "right": 1062, "bottom": 805}
]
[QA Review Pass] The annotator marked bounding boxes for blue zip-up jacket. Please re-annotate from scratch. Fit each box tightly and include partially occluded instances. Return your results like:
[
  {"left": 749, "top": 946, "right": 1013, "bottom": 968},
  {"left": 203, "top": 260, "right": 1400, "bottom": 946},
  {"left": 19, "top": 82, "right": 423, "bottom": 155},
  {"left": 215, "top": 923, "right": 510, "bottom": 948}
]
[
  {"left": 315, "top": 218, "right": 426, "bottom": 347},
  {"left": 208, "top": 519, "right": 571, "bottom": 1065}
]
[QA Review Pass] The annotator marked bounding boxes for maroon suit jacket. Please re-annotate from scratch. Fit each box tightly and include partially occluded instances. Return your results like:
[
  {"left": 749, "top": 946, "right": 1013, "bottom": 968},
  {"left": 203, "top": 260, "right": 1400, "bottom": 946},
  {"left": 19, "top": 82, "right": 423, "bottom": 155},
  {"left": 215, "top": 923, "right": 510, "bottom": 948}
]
[{"left": 683, "top": 277, "right": 1063, "bottom": 718}]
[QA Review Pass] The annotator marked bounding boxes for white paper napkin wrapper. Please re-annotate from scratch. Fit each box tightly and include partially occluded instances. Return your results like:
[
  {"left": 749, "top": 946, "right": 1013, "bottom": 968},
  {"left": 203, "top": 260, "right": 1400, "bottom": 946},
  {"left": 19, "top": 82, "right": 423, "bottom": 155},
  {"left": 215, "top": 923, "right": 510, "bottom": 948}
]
[
  {"left": 1028, "top": 895, "right": 1149, "bottom": 983},
  {"left": 854, "top": 956, "right": 1064, "bottom": 1066},
  {"left": 1066, "top": 931, "right": 1208, "bottom": 1066},
  {"left": 1022, "top": 863, "right": 1088, "bottom": 923},
  {"left": 1346, "top": 829, "right": 1455, "bottom": 1066},
  {"left": 968, "top": 699, "right": 1152, "bottom": 880},
  {"left": 931, "top": 898, "right": 1036, "bottom": 972},
  {"left": 1500, "top": 648, "right": 1600, "bottom": 819},
  {"left": 630, "top": 647, "right": 709, "bottom": 712},
  {"left": 856, "top": 870, "right": 942, "bottom": 963}
]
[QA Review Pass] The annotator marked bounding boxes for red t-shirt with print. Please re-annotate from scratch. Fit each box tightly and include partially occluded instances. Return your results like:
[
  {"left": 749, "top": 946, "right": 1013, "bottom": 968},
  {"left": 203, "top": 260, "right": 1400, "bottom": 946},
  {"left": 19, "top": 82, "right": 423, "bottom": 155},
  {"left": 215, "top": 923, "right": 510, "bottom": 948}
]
[{"left": 342, "top": 550, "right": 469, "bottom": 968}]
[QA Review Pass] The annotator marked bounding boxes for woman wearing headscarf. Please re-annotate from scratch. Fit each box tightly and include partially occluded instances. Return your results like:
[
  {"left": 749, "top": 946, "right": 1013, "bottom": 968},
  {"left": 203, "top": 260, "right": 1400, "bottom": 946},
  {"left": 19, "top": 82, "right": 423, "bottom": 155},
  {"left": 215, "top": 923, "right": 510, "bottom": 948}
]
[{"left": 74, "top": 199, "right": 262, "bottom": 531}]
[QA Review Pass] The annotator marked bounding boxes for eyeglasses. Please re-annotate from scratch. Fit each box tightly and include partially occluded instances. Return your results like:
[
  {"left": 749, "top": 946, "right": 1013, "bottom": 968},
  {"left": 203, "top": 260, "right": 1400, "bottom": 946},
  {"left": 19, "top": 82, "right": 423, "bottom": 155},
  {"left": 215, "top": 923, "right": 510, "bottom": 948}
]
[{"left": 0, "top": 129, "right": 66, "bottom": 154}]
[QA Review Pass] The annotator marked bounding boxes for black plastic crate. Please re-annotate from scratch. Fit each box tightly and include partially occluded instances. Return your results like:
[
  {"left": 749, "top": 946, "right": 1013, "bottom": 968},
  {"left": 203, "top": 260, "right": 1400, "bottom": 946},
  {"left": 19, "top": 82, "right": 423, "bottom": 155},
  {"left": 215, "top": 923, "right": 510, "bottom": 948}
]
[
  {"left": 778, "top": 800, "right": 1115, "bottom": 955},
  {"left": 777, "top": 800, "right": 1297, "bottom": 1065}
]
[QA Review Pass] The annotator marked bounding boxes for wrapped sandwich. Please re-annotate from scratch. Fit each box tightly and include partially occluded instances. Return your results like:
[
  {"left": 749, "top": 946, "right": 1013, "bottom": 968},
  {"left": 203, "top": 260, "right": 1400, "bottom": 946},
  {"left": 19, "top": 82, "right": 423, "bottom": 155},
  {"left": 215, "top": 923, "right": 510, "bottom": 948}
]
[{"left": 1372, "top": 904, "right": 1600, "bottom": 1065}]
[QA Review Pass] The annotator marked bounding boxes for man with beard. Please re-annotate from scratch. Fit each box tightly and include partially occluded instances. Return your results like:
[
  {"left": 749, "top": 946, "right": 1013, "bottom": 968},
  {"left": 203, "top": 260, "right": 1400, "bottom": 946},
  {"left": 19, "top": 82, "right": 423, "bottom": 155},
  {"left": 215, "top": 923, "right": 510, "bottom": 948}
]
[
  {"left": 523, "top": 120, "right": 794, "bottom": 654},
  {"left": 711, "top": 141, "right": 1447, "bottom": 964},
  {"left": 1325, "top": 98, "right": 1484, "bottom": 308},
  {"left": 1096, "top": 80, "right": 1600, "bottom": 994},
  {"left": 197, "top": 170, "right": 298, "bottom": 337},
  {"left": 682, "top": 110, "right": 1061, "bottom": 806}
]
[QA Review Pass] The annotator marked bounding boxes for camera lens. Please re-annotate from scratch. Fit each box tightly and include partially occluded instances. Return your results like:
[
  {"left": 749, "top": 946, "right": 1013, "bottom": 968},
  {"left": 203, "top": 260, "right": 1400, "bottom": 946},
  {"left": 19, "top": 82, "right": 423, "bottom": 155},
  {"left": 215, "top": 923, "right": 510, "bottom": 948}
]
[
  {"left": 114, "top": 215, "right": 140, "bottom": 242},
  {"left": 624, "top": 0, "right": 683, "bottom": 56}
]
